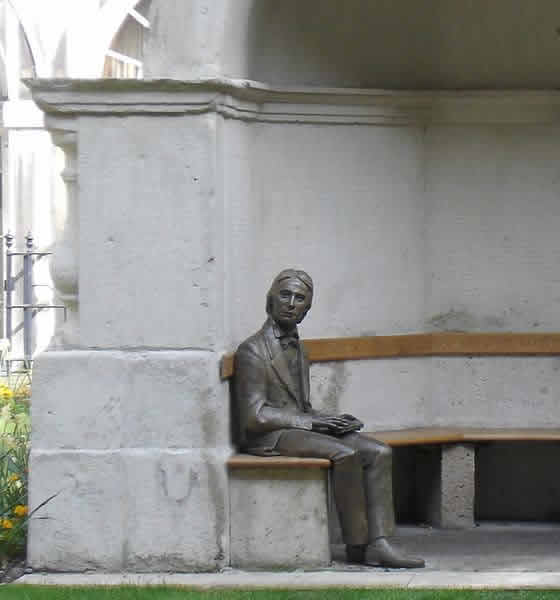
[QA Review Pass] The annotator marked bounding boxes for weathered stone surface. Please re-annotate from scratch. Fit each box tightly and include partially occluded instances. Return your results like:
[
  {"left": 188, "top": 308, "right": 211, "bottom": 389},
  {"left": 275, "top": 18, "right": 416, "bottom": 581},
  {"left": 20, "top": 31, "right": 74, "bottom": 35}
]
[
  {"left": 438, "top": 444, "right": 475, "bottom": 529},
  {"left": 122, "top": 352, "right": 229, "bottom": 449},
  {"left": 27, "top": 450, "right": 125, "bottom": 571},
  {"left": 32, "top": 351, "right": 126, "bottom": 450},
  {"left": 123, "top": 449, "right": 229, "bottom": 572},
  {"left": 230, "top": 468, "right": 330, "bottom": 569},
  {"left": 32, "top": 350, "right": 229, "bottom": 450},
  {"left": 28, "top": 449, "right": 230, "bottom": 572},
  {"left": 78, "top": 113, "right": 220, "bottom": 349}
]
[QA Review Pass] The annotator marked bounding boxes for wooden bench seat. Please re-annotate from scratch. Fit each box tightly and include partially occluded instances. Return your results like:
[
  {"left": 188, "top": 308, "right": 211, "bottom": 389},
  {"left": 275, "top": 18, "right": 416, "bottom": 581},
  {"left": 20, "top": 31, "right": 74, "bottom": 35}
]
[
  {"left": 365, "top": 427, "right": 560, "bottom": 445},
  {"left": 227, "top": 427, "right": 560, "bottom": 467}
]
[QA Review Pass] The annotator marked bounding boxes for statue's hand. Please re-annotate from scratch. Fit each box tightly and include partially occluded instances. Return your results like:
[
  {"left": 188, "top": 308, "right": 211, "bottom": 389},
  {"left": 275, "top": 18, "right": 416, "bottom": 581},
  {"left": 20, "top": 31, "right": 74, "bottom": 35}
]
[
  {"left": 337, "top": 413, "right": 364, "bottom": 428},
  {"left": 311, "top": 415, "right": 349, "bottom": 435}
]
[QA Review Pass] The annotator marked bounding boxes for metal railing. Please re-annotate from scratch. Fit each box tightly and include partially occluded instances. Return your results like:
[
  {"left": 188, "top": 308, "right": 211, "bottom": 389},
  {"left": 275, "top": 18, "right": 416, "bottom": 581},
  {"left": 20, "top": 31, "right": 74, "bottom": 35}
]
[{"left": 4, "top": 232, "right": 65, "bottom": 373}]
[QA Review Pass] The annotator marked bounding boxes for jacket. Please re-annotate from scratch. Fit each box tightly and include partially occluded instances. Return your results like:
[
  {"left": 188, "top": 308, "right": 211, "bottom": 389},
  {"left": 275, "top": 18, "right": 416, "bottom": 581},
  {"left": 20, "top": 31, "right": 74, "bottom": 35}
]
[{"left": 233, "top": 317, "right": 313, "bottom": 455}]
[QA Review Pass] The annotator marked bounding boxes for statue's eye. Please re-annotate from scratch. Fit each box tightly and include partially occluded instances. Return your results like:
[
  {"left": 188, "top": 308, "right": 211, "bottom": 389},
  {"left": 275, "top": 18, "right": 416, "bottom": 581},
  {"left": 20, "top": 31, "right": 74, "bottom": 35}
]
[
  {"left": 295, "top": 294, "right": 305, "bottom": 302},
  {"left": 279, "top": 290, "right": 291, "bottom": 298}
]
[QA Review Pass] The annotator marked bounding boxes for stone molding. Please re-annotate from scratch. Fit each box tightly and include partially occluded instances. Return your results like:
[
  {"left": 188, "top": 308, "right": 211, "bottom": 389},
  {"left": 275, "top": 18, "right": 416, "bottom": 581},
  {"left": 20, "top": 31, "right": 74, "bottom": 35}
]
[
  {"left": 46, "top": 116, "right": 80, "bottom": 347},
  {"left": 26, "top": 78, "right": 560, "bottom": 125}
]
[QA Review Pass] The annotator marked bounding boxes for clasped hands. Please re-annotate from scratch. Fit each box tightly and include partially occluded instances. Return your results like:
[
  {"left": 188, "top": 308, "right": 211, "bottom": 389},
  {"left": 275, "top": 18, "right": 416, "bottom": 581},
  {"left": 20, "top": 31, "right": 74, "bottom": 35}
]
[{"left": 311, "top": 413, "right": 364, "bottom": 436}]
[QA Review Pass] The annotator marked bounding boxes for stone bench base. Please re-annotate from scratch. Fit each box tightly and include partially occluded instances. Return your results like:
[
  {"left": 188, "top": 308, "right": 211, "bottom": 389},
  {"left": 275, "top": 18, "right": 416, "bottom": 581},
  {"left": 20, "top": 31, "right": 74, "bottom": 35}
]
[
  {"left": 228, "top": 429, "right": 560, "bottom": 567},
  {"left": 228, "top": 457, "right": 331, "bottom": 569}
]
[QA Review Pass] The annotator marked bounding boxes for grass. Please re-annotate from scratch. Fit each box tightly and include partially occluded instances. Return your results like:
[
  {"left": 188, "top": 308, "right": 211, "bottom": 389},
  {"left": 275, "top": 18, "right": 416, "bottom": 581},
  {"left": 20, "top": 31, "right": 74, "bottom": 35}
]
[{"left": 1, "top": 589, "right": 560, "bottom": 600}]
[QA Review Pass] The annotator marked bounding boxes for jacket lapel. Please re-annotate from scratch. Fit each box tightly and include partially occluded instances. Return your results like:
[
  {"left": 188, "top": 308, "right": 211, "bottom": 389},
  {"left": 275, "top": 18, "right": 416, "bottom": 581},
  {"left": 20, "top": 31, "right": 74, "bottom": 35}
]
[
  {"left": 299, "top": 341, "right": 311, "bottom": 410},
  {"left": 262, "top": 320, "right": 299, "bottom": 401}
]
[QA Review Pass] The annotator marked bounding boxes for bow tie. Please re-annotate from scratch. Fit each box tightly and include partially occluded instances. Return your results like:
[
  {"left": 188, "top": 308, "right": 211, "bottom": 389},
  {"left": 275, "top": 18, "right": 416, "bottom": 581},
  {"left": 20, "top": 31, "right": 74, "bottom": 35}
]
[{"left": 279, "top": 334, "right": 299, "bottom": 350}]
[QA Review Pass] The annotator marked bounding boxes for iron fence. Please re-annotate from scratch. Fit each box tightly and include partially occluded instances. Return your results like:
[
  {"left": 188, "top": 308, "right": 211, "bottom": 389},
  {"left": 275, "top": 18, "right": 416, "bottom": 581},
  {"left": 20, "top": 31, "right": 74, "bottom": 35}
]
[{"left": 3, "top": 232, "right": 65, "bottom": 374}]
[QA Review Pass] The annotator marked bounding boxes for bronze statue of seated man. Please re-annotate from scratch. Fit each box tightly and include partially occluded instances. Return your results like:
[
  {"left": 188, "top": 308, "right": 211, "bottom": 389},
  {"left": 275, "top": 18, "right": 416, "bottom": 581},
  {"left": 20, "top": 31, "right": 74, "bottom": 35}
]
[{"left": 234, "top": 268, "right": 424, "bottom": 569}]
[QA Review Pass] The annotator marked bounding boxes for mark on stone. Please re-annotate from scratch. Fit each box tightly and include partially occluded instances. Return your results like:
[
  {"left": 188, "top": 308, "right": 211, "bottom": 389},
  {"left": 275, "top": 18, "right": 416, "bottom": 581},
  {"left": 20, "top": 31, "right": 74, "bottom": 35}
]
[
  {"left": 321, "top": 362, "right": 349, "bottom": 414},
  {"left": 200, "top": 402, "right": 216, "bottom": 446},
  {"left": 360, "top": 330, "right": 377, "bottom": 338},
  {"left": 427, "top": 309, "right": 477, "bottom": 332},
  {"left": 206, "top": 460, "right": 226, "bottom": 566},
  {"left": 159, "top": 461, "right": 198, "bottom": 503},
  {"left": 540, "top": 386, "right": 549, "bottom": 395},
  {"left": 427, "top": 309, "right": 506, "bottom": 332}
]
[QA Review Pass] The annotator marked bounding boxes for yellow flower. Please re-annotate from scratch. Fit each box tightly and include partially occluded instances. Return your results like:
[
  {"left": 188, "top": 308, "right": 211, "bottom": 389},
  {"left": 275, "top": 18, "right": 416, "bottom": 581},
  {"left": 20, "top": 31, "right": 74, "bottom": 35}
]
[
  {"left": 1, "top": 519, "right": 13, "bottom": 529},
  {"left": 13, "top": 505, "right": 28, "bottom": 517},
  {"left": 7, "top": 474, "right": 19, "bottom": 483}
]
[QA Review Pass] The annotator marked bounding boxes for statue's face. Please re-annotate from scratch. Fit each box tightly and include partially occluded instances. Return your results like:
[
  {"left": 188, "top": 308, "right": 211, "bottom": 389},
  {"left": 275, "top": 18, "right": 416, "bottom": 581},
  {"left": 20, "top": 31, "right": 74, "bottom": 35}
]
[{"left": 269, "top": 278, "right": 310, "bottom": 328}]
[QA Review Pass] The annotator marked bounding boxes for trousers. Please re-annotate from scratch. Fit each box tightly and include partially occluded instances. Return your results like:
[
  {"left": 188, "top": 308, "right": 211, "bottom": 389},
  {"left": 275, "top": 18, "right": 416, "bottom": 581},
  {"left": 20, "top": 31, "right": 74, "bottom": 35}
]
[{"left": 274, "top": 429, "right": 395, "bottom": 545}]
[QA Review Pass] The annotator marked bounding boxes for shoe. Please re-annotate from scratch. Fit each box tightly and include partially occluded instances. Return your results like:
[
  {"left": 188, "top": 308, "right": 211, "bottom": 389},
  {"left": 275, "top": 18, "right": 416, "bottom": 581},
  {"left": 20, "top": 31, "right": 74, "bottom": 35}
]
[{"left": 346, "top": 538, "right": 425, "bottom": 569}]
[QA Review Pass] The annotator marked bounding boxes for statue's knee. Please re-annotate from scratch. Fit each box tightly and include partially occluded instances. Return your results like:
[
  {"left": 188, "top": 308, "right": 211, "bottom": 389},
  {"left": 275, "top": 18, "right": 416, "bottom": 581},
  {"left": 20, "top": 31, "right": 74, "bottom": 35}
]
[
  {"left": 332, "top": 446, "right": 359, "bottom": 465},
  {"left": 366, "top": 441, "right": 392, "bottom": 464},
  {"left": 377, "top": 443, "right": 392, "bottom": 464}
]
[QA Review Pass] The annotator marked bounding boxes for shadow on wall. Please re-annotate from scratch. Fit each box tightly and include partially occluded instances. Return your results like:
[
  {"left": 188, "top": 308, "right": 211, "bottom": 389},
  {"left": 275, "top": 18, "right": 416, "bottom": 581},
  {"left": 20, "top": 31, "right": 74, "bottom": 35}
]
[{"left": 246, "top": 0, "right": 560, "bottom": 89}]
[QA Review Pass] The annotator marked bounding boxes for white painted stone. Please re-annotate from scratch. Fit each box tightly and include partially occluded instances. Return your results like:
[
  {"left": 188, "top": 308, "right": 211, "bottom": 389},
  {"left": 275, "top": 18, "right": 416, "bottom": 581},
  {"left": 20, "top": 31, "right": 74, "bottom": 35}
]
[
  {"left": 123, "top": 449, "right": 229, "bottom": 572},
  {"left": 310, "top": 360, "right": 430, "bottom": 430},
  {"left": 32, "top": 350, "right": 230, "bottom": 450},
  {"left": 27, "top": 450, "right": 125, "bottom": 571},
  {"left": 78, "top": 112, "right": 221, "bottom": 349},
  {"left": 28, "top": 448, "right": 230, "bottom": 572},
  {"left": 31, "top": 351, "right": 126, "bottom": 450},
  {"left": 230, "top": 468, "right": 330, "bottom": 569},
  {"left": 425, "top": 124, "right": 560, "bottom": 335},
  {"left": 430, "top": 357, "right": 560, "bottom": 428},
  {"left": 122, "top": 351, "right": 229, "bottom": 449}
]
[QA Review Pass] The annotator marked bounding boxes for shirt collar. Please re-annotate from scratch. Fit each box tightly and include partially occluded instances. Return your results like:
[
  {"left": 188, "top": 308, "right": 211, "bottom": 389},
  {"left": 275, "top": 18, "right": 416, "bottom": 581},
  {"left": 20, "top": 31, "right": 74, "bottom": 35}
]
[{"left": 272, "top": 320, "right": 299, "bottom": 341}]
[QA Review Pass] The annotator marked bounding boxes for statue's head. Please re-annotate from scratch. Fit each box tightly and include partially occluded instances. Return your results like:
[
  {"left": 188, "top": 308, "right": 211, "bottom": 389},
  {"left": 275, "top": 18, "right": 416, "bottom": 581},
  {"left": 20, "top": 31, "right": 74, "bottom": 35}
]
[{"left": 266, "top": 268, "right": 314, "bottom": 328}]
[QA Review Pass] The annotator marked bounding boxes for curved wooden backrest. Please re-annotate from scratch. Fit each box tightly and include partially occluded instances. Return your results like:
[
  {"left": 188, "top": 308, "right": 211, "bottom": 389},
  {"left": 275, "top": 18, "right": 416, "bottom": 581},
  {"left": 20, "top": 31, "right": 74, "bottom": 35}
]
[{"left": 221, "top": 332, "right": 560, "bottom": 379}]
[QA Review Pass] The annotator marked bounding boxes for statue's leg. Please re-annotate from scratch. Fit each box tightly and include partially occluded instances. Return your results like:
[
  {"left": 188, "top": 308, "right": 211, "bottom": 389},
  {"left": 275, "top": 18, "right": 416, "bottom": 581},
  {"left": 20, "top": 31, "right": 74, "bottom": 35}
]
[
  {"left": 339, "top": 433, "right": 424, "bottom": 568},
  {"left": 274, "top": 429, "right": 368, "bottom": 546},
  {"left": 340, "top": 433, "right": 395, "bottom": 541}
]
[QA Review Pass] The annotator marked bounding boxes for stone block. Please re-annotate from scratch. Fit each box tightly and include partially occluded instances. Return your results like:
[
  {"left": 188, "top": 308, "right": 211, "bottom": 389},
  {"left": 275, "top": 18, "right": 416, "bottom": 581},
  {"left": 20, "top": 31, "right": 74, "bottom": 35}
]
[
  {"left": 32, "top": 350, "right": 229, "bottom": 450},
  {"left": 229, "top": 468, "right": 330, "bottom": 569},
  {"left": 27, "top": 450, "right": 125, "bottom": 571},
  {"left": 122, "top": 351, "right": 229, "bottom": 450},
  {"left": 31, "top": 351, "right": 126, "bottom": 450},
  {"left": 437, "top": 444, "right": 475, "bottom": 528},
  {"left": 79, "top": 113, "right": 220, "bottom": 349},
  {"left": 123, "top": 449, "right": 229, "bottom": 572}
]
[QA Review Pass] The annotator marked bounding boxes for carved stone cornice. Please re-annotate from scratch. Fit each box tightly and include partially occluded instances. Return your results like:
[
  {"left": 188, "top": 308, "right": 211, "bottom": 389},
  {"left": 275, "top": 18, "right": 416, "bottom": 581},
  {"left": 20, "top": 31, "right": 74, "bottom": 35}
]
[{"left": 26, "top": 78, "right": 560, "bottom": 125}]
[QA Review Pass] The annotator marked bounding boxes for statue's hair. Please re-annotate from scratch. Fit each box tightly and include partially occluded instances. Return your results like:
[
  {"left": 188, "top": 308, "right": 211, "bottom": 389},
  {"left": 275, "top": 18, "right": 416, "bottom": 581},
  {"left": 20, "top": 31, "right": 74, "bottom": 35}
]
[{"left": 266, "top": 268, "right": 313, "bottom": 322}]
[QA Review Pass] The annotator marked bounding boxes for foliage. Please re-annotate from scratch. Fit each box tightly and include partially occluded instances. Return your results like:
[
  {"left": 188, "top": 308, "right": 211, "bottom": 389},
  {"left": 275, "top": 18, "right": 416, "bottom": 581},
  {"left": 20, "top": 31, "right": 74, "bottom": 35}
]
[{"left": 0, "top": 373, "right": 31, "bottom": 563}]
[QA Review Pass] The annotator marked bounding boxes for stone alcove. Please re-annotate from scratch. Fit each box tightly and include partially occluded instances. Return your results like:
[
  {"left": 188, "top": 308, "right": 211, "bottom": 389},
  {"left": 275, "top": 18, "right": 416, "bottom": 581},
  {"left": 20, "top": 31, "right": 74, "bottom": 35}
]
[{"left": 27, "top": 0, "right": 560, "bottom": 570}]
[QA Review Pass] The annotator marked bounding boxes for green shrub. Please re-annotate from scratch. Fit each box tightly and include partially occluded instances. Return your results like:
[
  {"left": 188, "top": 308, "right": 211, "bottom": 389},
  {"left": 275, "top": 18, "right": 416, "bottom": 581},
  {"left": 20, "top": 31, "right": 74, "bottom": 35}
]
[{"left": 0, "top": 374, "right": 31, "bottom": 562}]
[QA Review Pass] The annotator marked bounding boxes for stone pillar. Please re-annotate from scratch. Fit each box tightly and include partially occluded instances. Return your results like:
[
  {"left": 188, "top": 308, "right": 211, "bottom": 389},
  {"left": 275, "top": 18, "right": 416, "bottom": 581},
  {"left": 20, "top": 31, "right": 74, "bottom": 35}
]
[
  {"left": 27, "top": 83, "right": 232, "bottom": 572},
  {"left": 425, "top": 444, "right": 476, "bottom": 529}
]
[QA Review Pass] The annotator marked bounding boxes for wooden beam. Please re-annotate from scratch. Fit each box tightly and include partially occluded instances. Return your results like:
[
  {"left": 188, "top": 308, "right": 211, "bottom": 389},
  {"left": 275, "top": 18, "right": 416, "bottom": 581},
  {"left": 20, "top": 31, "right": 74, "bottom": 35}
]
[
  {"left": 367, "top": 427, "right": 560, "bottom": 446},
  {"left": 227, "top": 455, "right": 331, "bottom": 469},
  {"left": 220, "top": 332, "right": 560, "bottom": 379}
]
